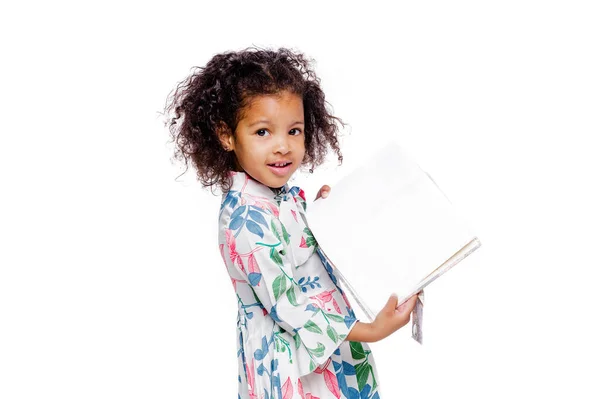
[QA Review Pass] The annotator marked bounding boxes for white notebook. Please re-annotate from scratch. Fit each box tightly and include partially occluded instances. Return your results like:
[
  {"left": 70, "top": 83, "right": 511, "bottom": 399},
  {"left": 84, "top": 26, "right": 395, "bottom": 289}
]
[{"left": 306, "top": 141, "right": 481, "bottom": 322}]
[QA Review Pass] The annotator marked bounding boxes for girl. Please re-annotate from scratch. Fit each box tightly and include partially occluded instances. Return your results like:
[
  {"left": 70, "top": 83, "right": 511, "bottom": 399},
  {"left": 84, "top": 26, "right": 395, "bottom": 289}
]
[{"left": 165, "top": 47, "right": 418, "bottom": 399}]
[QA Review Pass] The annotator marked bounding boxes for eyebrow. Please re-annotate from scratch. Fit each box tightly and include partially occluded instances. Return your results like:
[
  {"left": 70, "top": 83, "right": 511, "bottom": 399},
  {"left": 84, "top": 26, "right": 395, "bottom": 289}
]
[{"left": 248, "top": 120, "right": 304, "bottom": 127}]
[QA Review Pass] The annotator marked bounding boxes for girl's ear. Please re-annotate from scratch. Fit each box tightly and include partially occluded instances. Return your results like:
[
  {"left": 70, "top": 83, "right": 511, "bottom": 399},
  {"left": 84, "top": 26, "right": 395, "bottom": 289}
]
[{"left": 216, "top": 122, "right": 234, "bottom": 152}]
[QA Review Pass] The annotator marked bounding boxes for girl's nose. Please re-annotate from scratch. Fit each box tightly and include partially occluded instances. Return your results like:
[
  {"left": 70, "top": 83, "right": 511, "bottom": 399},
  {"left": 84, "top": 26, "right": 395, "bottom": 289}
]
[{"left": 273, "top": 133, "right": 291, "bottom": 154}]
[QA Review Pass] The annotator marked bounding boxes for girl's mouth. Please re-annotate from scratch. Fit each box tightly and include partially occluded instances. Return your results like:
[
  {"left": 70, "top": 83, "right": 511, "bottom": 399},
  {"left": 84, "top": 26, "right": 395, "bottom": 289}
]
[{"left": 267, "top": 161, "right": 292, "bottom": 176}]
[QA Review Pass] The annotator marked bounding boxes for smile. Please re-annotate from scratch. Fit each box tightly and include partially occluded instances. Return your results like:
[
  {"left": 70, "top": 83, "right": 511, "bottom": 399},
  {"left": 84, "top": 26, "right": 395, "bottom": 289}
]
[
  {"left": 268, "top": 161, "right": 292, "bottom": 167},
  {"left": 267, "top": 162, "right": 292, "bottom": 177}
]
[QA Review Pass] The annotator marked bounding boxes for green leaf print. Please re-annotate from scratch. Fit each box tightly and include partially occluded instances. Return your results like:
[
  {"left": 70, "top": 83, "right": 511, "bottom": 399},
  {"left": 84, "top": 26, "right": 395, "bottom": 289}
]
[
  {"left": 270, "top": 247, "right": 283, "bottom": 267},
  {"left": 307, "top": 342, "right": 325, "bottom": 358},
  {"left": 355, "top": 361, "right": 371, "bottom": 392},
  {"left": 326, "top": 325, "right": 339, "bottom": 343},
  {"left": 303, "top": 320, "right": 323, "bottom": 334},
  {"left": 271, "top": 219, "right": 282, "bottom": 241},
  {"left": 350, "top": 341, "right": 366, "bottom": 360},
  {"left": 303, "top": 227, "right": 317, "bottom": 247},
  {"left": 281, "top": 223, "right": 290, "bottom": 245},
  {"left": 326, "top": 313, "right": 344, "bottom": 323},
  {"left": 293, "top": 332, "right": 301, "bottom": 349},
  {"left": 286, "top": 287, "right": 299, "bottom": 306},
  {"left": 371, "top": 366, "right": 378, "bottom": 391},
  {"left": 272, "top": 274, "right": 287, "bottom": 301}
]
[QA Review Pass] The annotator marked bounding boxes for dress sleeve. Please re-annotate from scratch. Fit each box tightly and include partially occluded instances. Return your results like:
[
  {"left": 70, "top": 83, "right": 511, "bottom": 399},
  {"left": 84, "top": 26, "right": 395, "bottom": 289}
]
[{"left": 222, "top": 203, "right": 356, "bottom": 373}]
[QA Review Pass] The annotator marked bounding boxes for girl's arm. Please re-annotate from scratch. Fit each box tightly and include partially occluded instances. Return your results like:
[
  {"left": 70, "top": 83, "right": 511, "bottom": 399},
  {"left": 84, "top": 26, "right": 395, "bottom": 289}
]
[{"left": 345, "top": 294, "right": 419, "bottom": 343}]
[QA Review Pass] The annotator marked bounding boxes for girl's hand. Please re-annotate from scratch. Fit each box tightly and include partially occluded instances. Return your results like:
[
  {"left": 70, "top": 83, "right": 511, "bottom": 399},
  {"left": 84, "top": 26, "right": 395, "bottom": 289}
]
[
  {"left": 314, "top": 185, "right": 331, "bottom": 200},
  {"left": 371, "top": 293, "right": 419, "bottom": 342}
]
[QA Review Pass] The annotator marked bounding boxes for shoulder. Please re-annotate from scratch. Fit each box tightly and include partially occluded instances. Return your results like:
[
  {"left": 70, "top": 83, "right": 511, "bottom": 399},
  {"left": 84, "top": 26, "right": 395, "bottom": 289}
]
[{"left": 218, "top": 188, "right": 283, "bottom": 243}]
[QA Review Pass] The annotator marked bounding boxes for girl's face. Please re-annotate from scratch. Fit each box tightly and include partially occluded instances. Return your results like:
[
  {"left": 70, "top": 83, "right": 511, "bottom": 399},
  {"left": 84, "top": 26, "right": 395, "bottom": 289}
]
[{"left": 226, "top": 90, "right": 306, "bottom": 188}]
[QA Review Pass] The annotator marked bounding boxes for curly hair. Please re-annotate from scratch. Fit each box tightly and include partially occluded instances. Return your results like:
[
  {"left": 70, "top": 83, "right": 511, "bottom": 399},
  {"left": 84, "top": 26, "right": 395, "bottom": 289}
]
[{"left": 164, "top": 46, "right": 345, "bottom": 192}]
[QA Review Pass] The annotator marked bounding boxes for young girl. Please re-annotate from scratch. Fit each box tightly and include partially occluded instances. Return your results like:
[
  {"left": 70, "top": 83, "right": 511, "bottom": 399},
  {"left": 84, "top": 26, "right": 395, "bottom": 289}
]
[{"left": 165, "top": 47, "right": 418, "bottom": 398}]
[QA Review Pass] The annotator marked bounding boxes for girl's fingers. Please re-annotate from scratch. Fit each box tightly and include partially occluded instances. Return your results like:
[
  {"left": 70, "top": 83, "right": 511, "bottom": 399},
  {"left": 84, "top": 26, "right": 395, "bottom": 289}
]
[
  {"left": 396, "top": 295, "right": 418, "bottom": 314},
  {"left": 315, "top": 185, "right": 331, "bottom": 200},
  {"left": 384, "top": 294, "right": 399, "bottom": 312}
]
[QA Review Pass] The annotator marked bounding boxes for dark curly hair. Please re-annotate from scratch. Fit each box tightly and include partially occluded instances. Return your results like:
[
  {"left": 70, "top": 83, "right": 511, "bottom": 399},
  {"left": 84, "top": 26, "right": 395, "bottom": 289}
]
[{"left": 164, "top": 46, "right": 345, "bottom": 192}]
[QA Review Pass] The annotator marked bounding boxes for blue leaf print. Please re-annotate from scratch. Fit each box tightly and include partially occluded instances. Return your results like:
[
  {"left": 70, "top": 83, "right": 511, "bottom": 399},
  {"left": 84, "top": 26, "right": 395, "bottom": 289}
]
[
  {"left": 254, "top": 336, "right": 269, "bottom": 361},
  {"left": 273, "top": 374, "right": 281, "bottom": 399},
  {"left": 343, "top": 361, "right": 356, "bottom": 375},
  {"left": 299, "top": 276, "right": 321, "bottom": 292},
  {"left": 246, "top": 311, "right": 253, "bottom": 319},
  {"left": 230, "top": 216, "right": 244, "bottom": 230},
  {"left": 257, "top": 364, "right": 266, "bottom": 376},
  {"left": 344, "top": 315, "right": 356, "bottom": 328},
  {"left": 220, "top": 191, "right": 240, "bottom": 212},
  {"left": 337, "top": 370, "right": 350, "bottom": 398},
  {"left": 305, "top": 304, "right": 319, "bottom": 313},
  {"left": 231, "top": 205, "right": 247, "bottom": 220},
  {"left": 270, "top": 305, "right": 282, "bottom": 323},
  {"left": 220, "top": 193, "right": 231, "bottom": 211},
  {"left": 248, "top": 210, "right": 268, "bottom": 227},
  {"left": 271, "top": 358, "right": 279, "bottom": 372},
  {"left": 348, "top": 387, "right": 360, "bottom": 399},
  {"left": 248, "top": 272, "right": 262, "bottom": 286},
  {"left": 360, "top": 384, "right": 372, "bottom": 399},
  {"left": 333, "top": 360, "right": 342, "bottom": 372},
  {"left": 246, "top": 219, "right": 264, "bottom": 238},
  {"left": 372, "top": 393, "right": 380, "bottom": 399}
]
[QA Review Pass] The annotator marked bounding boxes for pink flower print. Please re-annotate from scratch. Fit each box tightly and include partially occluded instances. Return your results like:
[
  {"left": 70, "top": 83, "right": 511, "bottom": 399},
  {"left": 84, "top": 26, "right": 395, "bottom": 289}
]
[
  {"left": 245, "top": 194, "right": 279, "bottom": 217},
  {"left": 248, "top": 253, "right": 260, "bottom": 274},
  {"left": 300, "top": 236, "right": 308, "bottom": 248},
  {"left": 282, "top": 377, "right": 293, "bottom": 399},
  {"left": 221, "top": 242, "right": 247, "bottom": 289},
  {"left": 332, "top": 298, "right": 341, "bottom": 314},
  {"left": 298, "top": 378, "right": 321, "bottom": 399},
  {"left": 298, "top": 188, "right": 306, "bottom": 201},
  {"left": 230, "top": 277, "right": 246, "bottom": 290},
  {"left": 311, "top": 360, "right": 340, "bottom": 398},
  {"left": 226, "top": 229, "right": 245, "bottom": 273},
  {"left": 247, "top": 253, "right": 262, "bottom": 287},
  {"left": 291, "top": 209, "right": 298, "bottom": 223},
  {"left": 247, "top": 359, "right": 257, "bottom": 399},
  {"left": 309, "top": 289, "right": 338, "bottom": 312},
  {"left": 324, "top": 368, "right": 340, "bottom": 398},
  {"left": 313, "top": 358, "right": 332, "bottom": 374}
]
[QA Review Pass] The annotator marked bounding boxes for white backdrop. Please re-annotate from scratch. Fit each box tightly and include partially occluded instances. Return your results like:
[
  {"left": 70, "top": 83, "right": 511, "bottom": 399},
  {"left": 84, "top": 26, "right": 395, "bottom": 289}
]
[{"left": 1, "top": 1, "right": 599, "bottom": 398}]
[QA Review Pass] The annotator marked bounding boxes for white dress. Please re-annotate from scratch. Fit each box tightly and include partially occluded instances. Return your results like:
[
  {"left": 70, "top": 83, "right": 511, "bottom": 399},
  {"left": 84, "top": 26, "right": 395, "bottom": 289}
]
[{"left": 218, "top": 171, "right": 381, "bottom": 399}]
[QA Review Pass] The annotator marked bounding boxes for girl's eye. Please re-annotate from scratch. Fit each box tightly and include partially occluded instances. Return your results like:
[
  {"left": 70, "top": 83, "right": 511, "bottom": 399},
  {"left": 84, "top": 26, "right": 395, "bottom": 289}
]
[
  {"left": 289, "top": 128, "right": 302, "bottom": 136},
  {"left": 256, "top": 129, "right": 270, "bottom": 137}
]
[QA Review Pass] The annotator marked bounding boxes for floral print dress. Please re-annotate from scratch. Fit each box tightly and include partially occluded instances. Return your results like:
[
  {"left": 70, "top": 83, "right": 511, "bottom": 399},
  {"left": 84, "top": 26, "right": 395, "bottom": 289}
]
[{"left": 218, "top": 172, "right": 381, "bottom": 399}]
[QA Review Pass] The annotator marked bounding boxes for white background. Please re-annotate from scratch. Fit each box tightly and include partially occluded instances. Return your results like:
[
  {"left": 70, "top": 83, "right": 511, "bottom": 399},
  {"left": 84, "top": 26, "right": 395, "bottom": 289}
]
[{"left": 1, "top": 1, "right": 599, "bottom": 398}]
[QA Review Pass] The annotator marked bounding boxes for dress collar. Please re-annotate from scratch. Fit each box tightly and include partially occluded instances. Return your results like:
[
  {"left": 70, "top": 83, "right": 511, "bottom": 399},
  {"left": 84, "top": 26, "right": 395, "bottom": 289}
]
[{"left": 228, "top": 171, "right": 294, "bottom": 201}]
